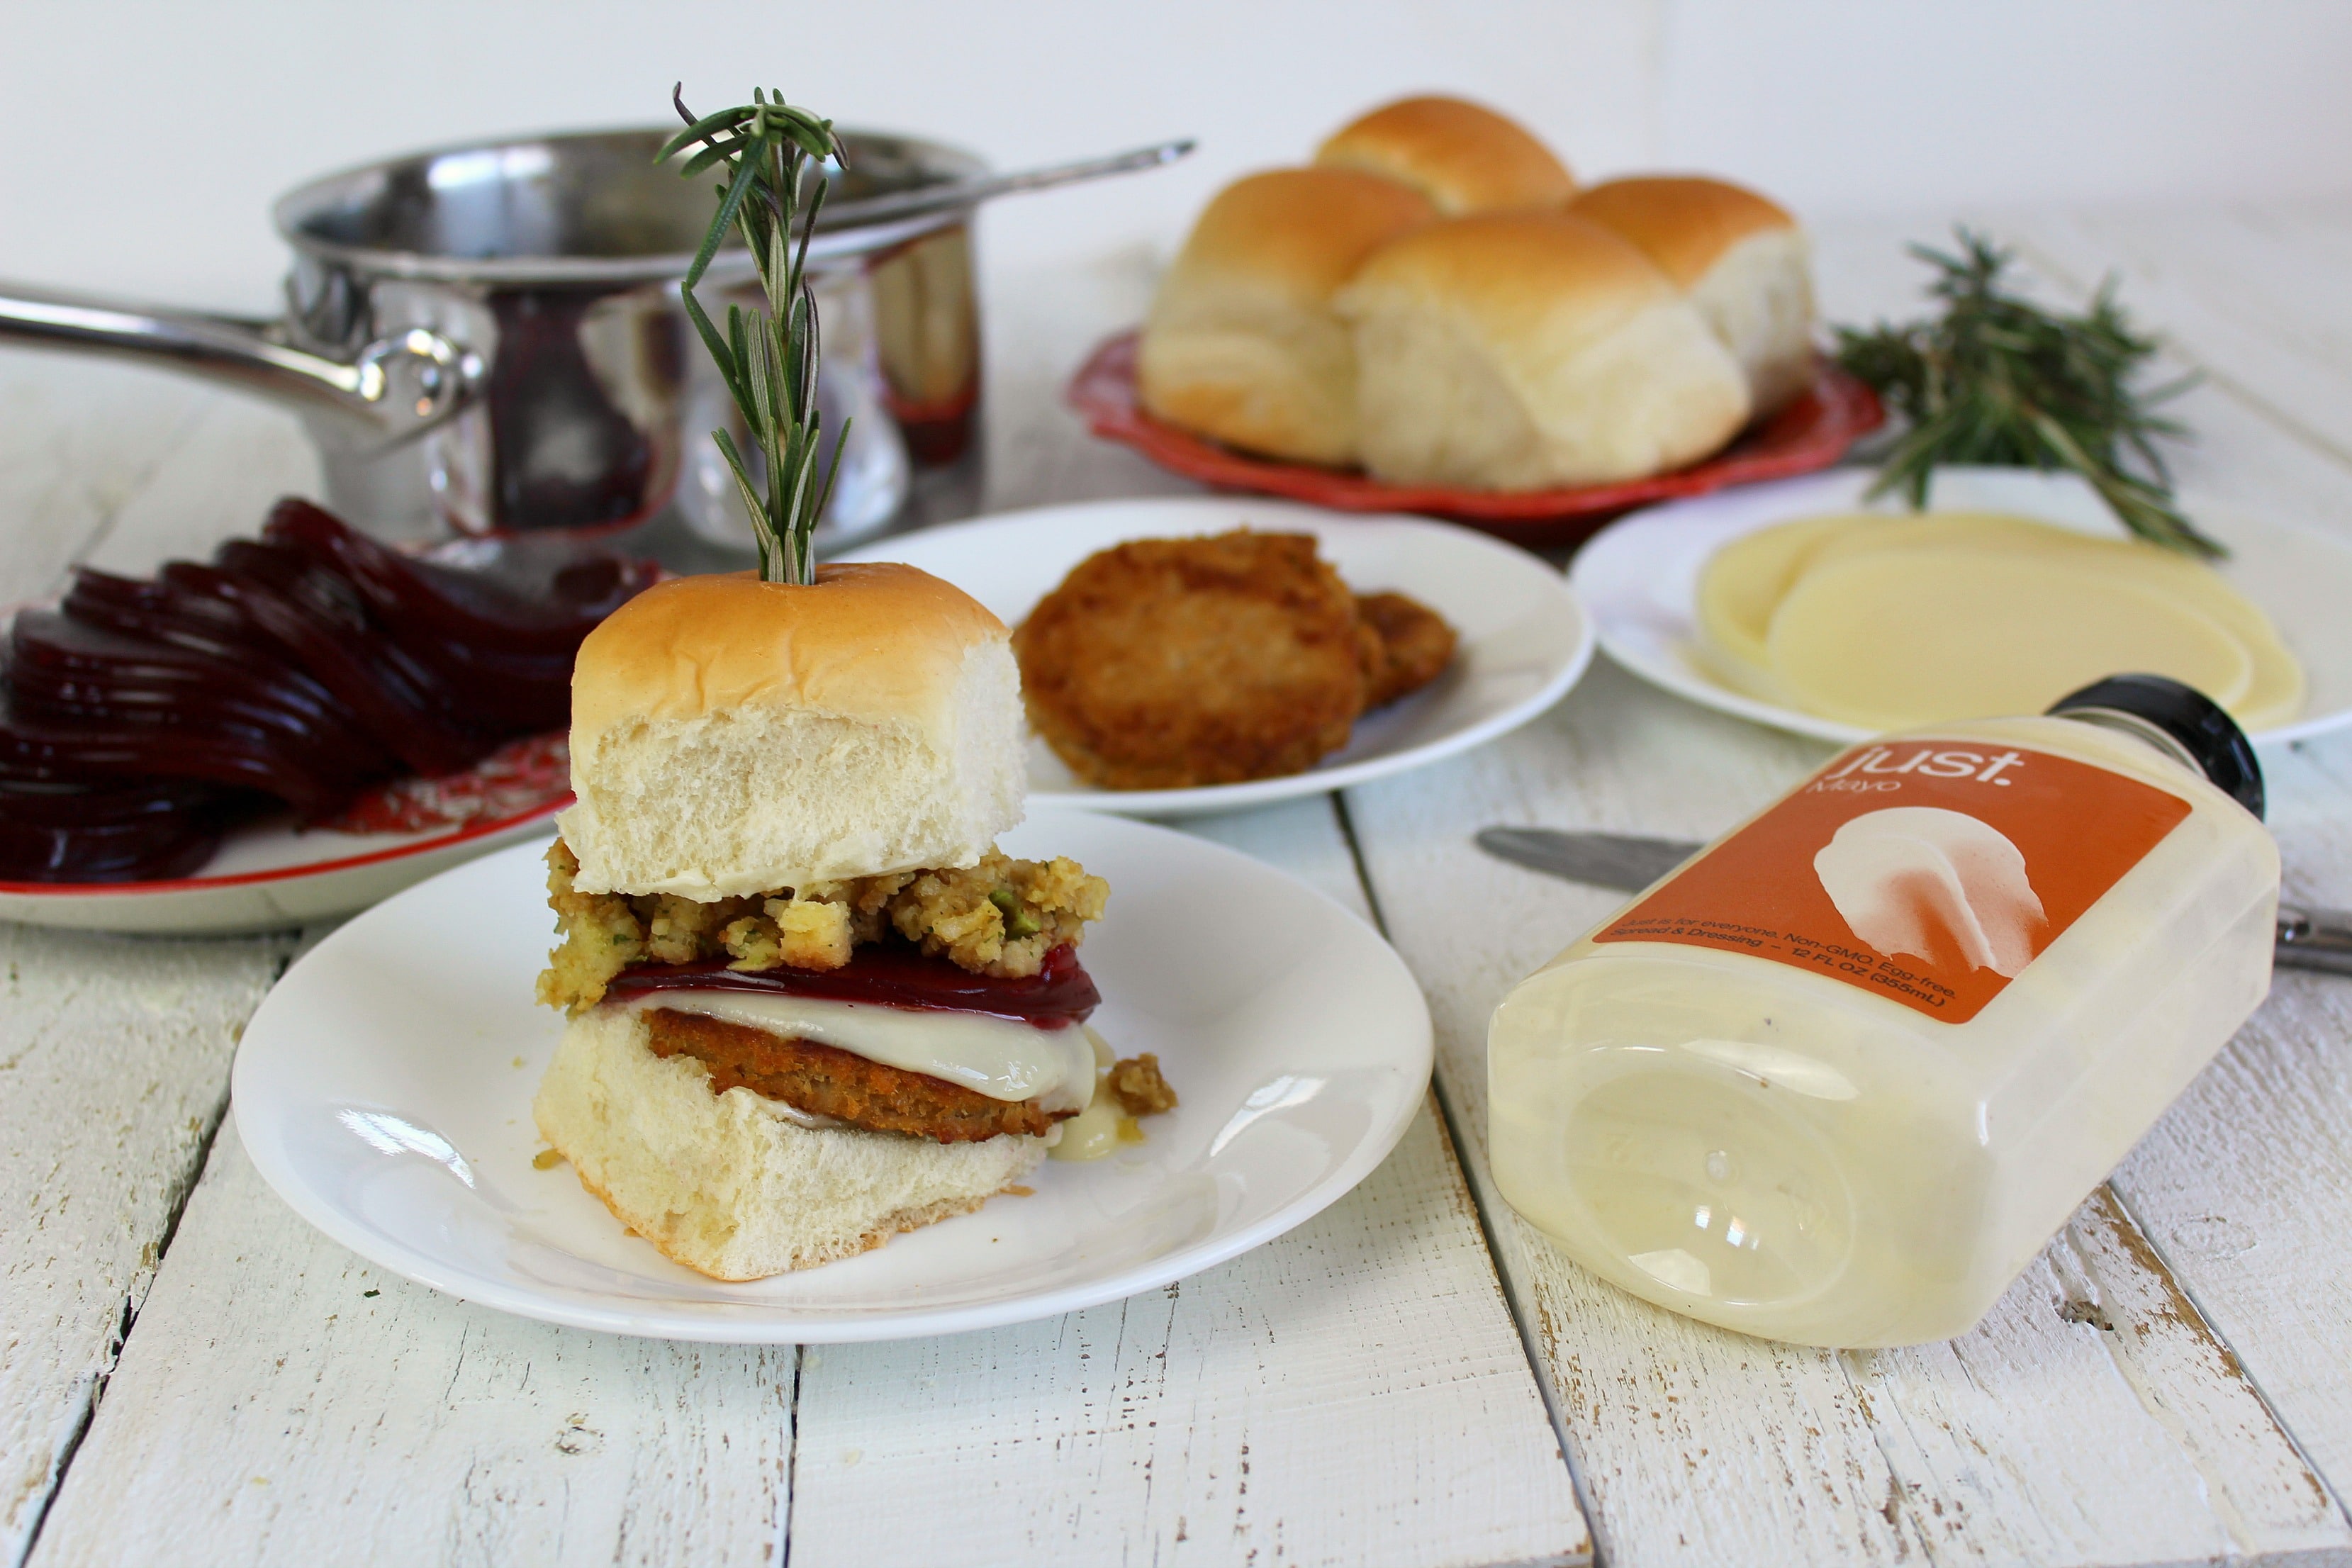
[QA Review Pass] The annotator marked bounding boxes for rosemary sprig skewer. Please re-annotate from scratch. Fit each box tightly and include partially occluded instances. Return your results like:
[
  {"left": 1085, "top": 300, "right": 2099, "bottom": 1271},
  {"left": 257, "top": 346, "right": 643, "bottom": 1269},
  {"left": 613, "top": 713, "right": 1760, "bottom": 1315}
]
[
  {"left": 660, "top": 85, "right": 847, "bottom": 586},
  {"left": 1835, "top": 229, "right": 2219, "bottom": 557}
]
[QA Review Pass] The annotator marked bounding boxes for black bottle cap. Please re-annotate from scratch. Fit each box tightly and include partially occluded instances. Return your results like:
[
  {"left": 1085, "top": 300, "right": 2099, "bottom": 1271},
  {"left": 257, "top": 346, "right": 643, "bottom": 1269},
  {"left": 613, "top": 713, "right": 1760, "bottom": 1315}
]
[{"left": 2046, "top": 674, "right": 2265, "bottom": 821}]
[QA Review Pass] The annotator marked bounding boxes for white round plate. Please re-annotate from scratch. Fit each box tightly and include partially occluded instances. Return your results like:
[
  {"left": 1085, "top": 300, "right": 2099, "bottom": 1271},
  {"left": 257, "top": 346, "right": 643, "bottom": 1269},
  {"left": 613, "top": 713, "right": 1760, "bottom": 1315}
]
[
  {"left": 0, "top": 744, "right": 571, "bottom": 936},
  {"left": 841, "top": 498, "right": 1593, "bottom": 816},
  {"left": 1572, "top": 465, "right": 2352, "bottom": 746},
  {"left": 232, "top": 808, "right": 1433, "bottom": 1343}
]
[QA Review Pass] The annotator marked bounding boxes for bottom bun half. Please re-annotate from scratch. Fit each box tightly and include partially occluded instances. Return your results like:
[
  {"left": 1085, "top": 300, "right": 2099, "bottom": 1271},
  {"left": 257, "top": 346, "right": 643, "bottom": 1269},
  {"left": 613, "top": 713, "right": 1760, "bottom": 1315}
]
[{"left": 534, "top": 1006, "right": 1045, "bottom": 1281}]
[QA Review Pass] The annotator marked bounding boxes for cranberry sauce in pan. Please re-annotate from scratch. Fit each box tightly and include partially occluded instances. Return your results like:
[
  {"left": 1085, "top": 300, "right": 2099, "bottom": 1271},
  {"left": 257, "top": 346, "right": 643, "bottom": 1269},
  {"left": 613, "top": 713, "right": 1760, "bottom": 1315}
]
[
  {"left": 0, "top": 498, "right": 654, "bottom": 883},
  {"left": 608, "top": 941, "right": 1103, "bottom": 1028}
]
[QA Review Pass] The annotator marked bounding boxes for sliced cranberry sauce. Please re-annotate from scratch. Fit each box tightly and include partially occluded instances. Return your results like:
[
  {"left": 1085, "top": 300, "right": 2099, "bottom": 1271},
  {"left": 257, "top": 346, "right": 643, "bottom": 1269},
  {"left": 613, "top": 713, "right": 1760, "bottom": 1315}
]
[{"left": 606, "top": 941, "right": 1101, "bottom": 1028}]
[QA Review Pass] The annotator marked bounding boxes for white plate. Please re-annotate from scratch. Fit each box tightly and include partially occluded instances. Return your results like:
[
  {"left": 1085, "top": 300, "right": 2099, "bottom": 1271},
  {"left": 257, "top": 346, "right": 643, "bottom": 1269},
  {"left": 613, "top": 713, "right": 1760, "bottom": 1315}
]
[
  {"left": 0, "top": 738, "right": 571, "bottom": 936},
  {"left": 1572, "top": 466, "right": 2352, "bottom": 746},
  {"left": 231, "top": 809, "right": 1433, "bottom": 1342},
  {"left": 841, "top": 498, "right": 1593, "bottom": 816}
]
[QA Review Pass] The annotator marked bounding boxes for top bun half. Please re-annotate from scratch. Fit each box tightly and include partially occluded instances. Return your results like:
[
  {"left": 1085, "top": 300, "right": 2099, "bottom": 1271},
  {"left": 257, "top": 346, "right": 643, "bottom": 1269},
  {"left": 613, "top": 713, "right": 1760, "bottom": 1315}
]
[
  {"left": 1569, "top": 176, "right": 1815, "bottom": 414},
  {"left": 1315, "top": 95, "right": 1576, "bottom": 215},
  {"left": 1137, "top": 167, "right": 1436, "bottom": 464},
  {"left": 1567, "top": 176, "right": 1796, "bottom": 287},
  {"left": 559, "top": 564, "right": 1026, "bottom": 900}
]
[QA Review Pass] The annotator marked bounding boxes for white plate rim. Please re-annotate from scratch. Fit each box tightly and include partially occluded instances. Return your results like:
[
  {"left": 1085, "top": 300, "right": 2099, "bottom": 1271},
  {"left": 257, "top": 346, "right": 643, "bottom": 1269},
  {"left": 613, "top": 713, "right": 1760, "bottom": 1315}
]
[
  {"left": 230, "top": 811, "right": 1435, "bottom": 1343},
  {"left": 843, "top": 496, "right": 1595, "bottom": 816},
  {"left": 1571, "top": 466, "right": 2352, "bottom": 747},
  {"left": 0, "top": 797, "right": 569, "bottom": 934}
]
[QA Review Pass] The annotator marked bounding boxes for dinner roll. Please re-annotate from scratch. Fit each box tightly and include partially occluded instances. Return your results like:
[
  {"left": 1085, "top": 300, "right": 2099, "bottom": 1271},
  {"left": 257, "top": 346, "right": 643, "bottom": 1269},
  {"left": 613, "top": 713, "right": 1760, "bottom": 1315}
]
[
  {"left": 1138, "top": 168, "right": 1435, "bottom": 466},
  {"left": 1334, "top": 213, "right": 1751, "bottom": 490},
  {"left": 535, "top": 1004, "right": 1045, "bottom": 1279},
  {"left": 1315, "top": 95, "right": 1576, "bottom": 214},
  {"left": 559, "top": 564, "right": 1026, "bottom": 900},
  {"left": 1570, "top": 176, "right": 1815, "bottom": 415}
]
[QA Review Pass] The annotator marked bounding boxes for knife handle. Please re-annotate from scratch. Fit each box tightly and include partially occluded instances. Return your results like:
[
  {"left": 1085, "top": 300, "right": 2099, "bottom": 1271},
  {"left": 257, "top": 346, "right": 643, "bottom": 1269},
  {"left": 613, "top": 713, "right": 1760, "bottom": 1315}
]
[{"left": 2277, "top": 904, "right": 2352, "bottom": 975}]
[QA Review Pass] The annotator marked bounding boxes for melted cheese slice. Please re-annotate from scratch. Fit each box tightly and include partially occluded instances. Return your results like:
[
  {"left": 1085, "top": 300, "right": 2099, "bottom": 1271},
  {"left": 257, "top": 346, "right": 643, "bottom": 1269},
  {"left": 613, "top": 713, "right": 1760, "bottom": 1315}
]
[
  {"left": 1766, "top": 549, "right": 2253, "bottom": 730},
  {"left": 620, "top": 990, "right": 1098, "bottom": 1113}
]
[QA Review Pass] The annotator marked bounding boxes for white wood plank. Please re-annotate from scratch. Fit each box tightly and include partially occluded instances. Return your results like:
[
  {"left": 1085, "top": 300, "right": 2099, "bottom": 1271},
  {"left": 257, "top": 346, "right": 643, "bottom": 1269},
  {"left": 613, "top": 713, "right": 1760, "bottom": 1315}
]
[
  {"left": 26, "top": 1131, "right": 793, "bottom": 1568},
  {"left": 788, "top": 1100, "right": 1581, "bottom": 1568},
  {"left": 1342, "top": 649, "right": 2351, "bottom": 1565},
  {"left": 1910, "top": 211, "right": 2352, "bottom": 1529},
  {"left": 0, "top": 351, "right": 202, "bottom": 603},
  {"left": 2002, "top": 201, "right": 2352, "bottom": 471},
  {"left": 0, "top": 925, "right": 289, "bottom": 1566},
  {"left": 0, "top": 344, "right": 318, "bottom": 604},
  {"left": 73, "top": 390, "right": 318, "bottom": 578},
  {"left": 2103, "top": 727, "right": 2352, "bottom": 1503},
  {"left": 786, "top": 797, "right": 1591, "bottom": 1567},
  {"left": 980, "top": 250, "right": 1206, "bottom": 517}
]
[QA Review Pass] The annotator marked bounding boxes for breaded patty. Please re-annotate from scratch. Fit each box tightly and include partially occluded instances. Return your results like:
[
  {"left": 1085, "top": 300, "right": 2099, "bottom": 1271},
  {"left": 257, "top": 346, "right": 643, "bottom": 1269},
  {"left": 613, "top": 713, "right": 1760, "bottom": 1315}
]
[
  {"left": 646, "top": 1008, "right": 1067, "bottom": 1143},
  {"left": 1356, "top": 591, "right": 1459, "bottom": 707},
  {"left": 1013, "top": 531, "right": 1370, "bottom": 789}
]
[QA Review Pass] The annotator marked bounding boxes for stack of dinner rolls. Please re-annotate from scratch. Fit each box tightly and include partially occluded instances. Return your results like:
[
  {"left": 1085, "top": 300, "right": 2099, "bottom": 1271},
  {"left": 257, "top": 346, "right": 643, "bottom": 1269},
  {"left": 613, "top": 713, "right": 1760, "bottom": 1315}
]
[{"left": 1136, "top": 95, "right": 1816, "bottom": 491}]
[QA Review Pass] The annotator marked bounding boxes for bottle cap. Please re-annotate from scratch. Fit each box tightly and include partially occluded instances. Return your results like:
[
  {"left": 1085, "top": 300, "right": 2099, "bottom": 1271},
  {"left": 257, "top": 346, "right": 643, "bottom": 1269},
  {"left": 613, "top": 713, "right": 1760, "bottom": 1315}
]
[{"left": 2046, "top": 674, "right": 2265, "bottom": 820}]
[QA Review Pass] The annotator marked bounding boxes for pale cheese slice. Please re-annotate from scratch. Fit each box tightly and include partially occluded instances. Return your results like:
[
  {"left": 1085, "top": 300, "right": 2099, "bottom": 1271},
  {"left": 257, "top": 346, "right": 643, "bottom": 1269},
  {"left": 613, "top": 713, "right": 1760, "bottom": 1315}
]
[
  {"left": 1766, "top": 548, "right": 2255, "bottom": 730},
  {"left": 1801, "top": 513, "right": 2305, "bottom": 727},
  {"left": 1694, "top": 513, "right": 1861, "bottom": 696}
]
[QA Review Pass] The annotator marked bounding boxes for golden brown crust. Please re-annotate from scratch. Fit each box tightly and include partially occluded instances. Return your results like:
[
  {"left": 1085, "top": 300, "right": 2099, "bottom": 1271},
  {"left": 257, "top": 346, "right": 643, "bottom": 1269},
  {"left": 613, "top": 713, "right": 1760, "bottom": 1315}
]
[
  {"left": 1136, "top": 169, "right": 1438, "bottom": 463},
  {"left": 1012, "top": 532, "right": 1370, "bottom": 790},
  {"left": 1337, "top": 211, "right": 1677, "bottom": 345},
  {"left": 1315, "top": 95, "right": 1575, "bottom": 214},
  {"left": 1568, "top": 177, "right": 1796, "bottom": 289},
  {"left": 1153, "top": 168, "right": 1439, "bottom": 305},
  {"left": 1356, "top": 592, "right": 1460, "bottom": 707},
  {"left": 644, "top": 1009, "right": 1067, "bottom": 1143},
  {"left": 568, "top": 562, "right": 1007, "bottom": 750}
]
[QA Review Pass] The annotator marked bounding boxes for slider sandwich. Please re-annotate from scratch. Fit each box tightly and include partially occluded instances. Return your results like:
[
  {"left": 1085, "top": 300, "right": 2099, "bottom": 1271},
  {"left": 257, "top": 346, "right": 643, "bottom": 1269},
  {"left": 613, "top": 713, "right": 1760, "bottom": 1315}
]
[{"left": 532, "top": 564, "right": 1126, "bottom": 1279}]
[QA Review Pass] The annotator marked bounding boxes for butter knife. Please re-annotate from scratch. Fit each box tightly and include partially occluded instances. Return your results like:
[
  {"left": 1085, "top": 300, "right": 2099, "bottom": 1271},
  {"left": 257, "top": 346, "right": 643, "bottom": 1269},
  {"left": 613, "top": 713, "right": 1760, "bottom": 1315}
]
[{"left": 1475, "top": 827, "right": 2352, "bottom": 977}]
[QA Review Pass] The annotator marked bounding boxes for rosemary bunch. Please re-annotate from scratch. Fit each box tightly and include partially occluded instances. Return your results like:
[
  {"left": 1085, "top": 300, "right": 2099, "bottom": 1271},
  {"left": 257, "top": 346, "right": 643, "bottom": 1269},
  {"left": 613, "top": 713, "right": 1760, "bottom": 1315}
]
[
  {"left": 661, "top": 86, "right": 847, "bottom": 586},
  {"left": 1835, "top": 229, "right": 2217, "bottom": 556}
]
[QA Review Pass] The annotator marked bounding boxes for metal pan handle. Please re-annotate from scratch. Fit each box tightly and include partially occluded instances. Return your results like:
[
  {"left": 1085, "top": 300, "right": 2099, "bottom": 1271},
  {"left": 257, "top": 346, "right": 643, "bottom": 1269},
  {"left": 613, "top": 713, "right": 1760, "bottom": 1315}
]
[{"left": 0, "top": 281, "right": 475, "bottom": 448}]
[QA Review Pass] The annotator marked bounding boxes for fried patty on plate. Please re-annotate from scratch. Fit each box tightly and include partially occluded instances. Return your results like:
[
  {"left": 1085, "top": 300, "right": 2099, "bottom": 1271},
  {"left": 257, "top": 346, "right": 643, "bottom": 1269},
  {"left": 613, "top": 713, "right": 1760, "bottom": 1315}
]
[
  {"left": 1014, "top": 532, "right": 1371, "bottom": 789},
  {"left": 1356, "top": 591, "right": 1460, "bottom": 708}
]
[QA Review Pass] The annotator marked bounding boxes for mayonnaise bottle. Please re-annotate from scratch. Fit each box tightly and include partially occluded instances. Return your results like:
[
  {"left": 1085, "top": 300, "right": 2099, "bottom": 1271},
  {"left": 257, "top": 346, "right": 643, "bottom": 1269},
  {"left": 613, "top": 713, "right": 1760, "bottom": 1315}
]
[{"left": 1487, "top": 676, "right": 2278, "bottom": 1347}]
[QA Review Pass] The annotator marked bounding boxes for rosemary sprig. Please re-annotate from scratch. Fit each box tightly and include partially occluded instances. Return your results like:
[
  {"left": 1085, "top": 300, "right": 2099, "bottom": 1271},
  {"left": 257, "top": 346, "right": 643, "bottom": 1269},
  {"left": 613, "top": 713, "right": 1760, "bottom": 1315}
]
[
  {"left": 1834, "top": 229, "right": 2218, "bottom": 556},
  {"left": 660, "top": 85, "right": 848, "bottom": 586}
]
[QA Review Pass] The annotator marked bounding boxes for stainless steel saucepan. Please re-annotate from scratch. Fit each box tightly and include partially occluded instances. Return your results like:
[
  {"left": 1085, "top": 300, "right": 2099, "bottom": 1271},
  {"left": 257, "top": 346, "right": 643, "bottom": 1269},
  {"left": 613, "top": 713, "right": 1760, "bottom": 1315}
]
[{"left": 0, "top": 128, "right": 1188, "bottom": 549}]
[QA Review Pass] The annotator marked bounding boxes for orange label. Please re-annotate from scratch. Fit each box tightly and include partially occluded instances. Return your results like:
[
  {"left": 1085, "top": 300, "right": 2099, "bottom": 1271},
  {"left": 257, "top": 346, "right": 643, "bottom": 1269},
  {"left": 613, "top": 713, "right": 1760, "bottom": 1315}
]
[{"left": 1593, "top": 741, "right": 2192, "bottom": 1022}]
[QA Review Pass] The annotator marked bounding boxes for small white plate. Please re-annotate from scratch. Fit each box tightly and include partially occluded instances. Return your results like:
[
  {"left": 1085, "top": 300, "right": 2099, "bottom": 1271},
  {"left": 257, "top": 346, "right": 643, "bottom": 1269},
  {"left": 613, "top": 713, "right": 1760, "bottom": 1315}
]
[
  {"left": 0, "top": 737, "right": 571, "bottom": 936},
  {"left": 232, "top": 808, "right": 1433, "bottom": 1343},
  {"left": 1572, "top": 466, "right": 2352, "bottom": 746},
  {"left": 841, "top": 498, "right": 1593, "bottom": 816}
]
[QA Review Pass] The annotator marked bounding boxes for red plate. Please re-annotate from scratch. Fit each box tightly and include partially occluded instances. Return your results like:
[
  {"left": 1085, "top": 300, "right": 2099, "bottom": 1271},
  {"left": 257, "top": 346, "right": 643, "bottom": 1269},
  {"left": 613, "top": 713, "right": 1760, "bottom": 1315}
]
[{"left": 1065, "top": 331, "right": 1886, "bottom": 547}]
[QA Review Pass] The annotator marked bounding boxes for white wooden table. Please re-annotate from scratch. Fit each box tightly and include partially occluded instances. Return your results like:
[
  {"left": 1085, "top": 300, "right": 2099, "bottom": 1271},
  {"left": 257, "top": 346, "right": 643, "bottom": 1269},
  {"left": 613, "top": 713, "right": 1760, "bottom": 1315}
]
[{"left": 7, "top": 203, "right": 2352, "bottom": 1567}]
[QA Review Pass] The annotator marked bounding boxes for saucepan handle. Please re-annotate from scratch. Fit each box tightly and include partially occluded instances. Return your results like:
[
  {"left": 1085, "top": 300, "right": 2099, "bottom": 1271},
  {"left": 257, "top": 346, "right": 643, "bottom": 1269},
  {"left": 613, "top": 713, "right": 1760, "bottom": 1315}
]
[{"left": 0, "top": 281, "right": 476, "bottom": 448}]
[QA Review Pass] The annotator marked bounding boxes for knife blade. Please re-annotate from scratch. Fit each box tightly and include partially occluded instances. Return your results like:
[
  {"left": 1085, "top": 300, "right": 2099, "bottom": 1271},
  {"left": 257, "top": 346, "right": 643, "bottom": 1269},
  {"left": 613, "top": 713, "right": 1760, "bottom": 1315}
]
[{"left": 1475, "top": 825, "right": 2352, "bottom": 978}]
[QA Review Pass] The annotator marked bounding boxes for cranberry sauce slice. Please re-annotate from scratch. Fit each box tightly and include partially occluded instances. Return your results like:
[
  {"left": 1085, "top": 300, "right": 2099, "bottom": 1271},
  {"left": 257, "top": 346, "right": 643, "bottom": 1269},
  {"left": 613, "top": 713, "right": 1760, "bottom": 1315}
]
[
  {"left": 11, "top": 612, "right": 395, "bottom": 776},
  {"left": 8, "top": 495, "right": 654, "bottom": 878},
  {"left": 267, "top": 498, "right": 654, "bottom": 655},
  {"left": 609, "top": 941, "right": 1103, "bottom": 1028},
  {"left": 0, "top": 779, "right": 250, "bottom": 883},
  {"left": 181, "top": 558, "right": 484, "bottom": 778}
]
